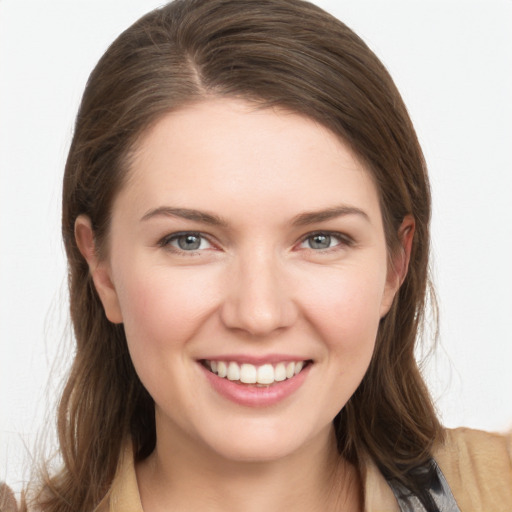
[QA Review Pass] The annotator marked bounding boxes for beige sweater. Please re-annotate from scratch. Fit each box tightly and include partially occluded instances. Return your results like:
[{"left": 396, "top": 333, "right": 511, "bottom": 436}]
[
  {"left": 3, "top": 428, "right": 511, "bottom": 511},
  {"left": 98, "top": 428, "right": 512, "bottom": 512}
]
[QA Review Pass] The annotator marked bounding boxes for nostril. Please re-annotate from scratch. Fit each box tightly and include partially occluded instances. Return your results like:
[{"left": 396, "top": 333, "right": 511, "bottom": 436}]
[{"left": 219, "top": 302, "right": 297, "bottom": 337}]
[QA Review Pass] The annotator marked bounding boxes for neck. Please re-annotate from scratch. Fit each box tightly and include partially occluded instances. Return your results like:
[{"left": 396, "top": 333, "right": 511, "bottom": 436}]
[{"left": 136, "top": 423, "right": 362, "bottom": 512}]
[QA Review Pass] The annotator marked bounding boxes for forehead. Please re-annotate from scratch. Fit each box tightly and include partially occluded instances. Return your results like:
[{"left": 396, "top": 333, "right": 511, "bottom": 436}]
[{"left": 117, "top": 98, "right": 382, "bottom": 226}]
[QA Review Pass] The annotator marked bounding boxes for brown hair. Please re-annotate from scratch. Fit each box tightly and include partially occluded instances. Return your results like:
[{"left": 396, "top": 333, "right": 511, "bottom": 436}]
[{"left": 37, "top": 0, "right": 442, "bottom": 509}]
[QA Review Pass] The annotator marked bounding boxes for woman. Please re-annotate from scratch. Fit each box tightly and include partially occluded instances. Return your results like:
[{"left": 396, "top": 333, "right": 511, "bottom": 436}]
[{"left": 15, "top": 0, "right": 511, "bottom": 510}]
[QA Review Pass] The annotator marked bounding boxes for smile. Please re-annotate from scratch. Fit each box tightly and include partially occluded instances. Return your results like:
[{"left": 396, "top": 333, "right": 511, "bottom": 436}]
[
  {"left": 199, "top": 358, "right": 313, "bottom": 407},
  {"left": 202, "top": 359, "right": 311, "bottom": 386}
]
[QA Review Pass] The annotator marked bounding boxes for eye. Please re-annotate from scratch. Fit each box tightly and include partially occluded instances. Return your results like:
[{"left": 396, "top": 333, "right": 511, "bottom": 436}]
[
  {"left": 159, "top": 232, "right": 213, "bottom": 252},
  {"left": 298, "top": 232, "right": 351, "bottom": 251}
]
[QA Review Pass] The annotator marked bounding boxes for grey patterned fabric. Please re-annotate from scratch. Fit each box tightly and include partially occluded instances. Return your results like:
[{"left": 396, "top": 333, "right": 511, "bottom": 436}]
[{"left": 387, "top": 460, "right": 461, "bottom": 512}]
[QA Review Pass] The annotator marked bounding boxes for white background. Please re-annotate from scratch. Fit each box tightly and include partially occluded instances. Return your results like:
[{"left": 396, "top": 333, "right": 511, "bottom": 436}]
[{"left": 1, "top": 0, "right": 511, "bottom": 490}]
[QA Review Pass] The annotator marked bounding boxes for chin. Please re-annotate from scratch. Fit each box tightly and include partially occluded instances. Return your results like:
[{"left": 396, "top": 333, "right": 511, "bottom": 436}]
[
  {"left": 199, "top": 419, "right": 329, "bottom": 464},
  {"left": 212, "top": 439, "right": 304, "bottom": 463}
]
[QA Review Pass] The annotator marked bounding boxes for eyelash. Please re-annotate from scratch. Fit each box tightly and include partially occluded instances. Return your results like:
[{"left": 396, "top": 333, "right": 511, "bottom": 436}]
[
  {"left": 297, "top": 231, "right": 354, "bottom": 253},
  {"left": 157, "top": 230, "right": 354, "bottom": 255},
  {"left": 158, "top": 232, "right": 215, "bottom": 254}
]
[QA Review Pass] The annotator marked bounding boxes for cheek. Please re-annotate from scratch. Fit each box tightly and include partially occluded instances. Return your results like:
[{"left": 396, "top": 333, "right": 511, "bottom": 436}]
[
  {"left": 113, "top": 265, "right": 221, "bottom": 354},
  {"left": 112, "top": 266, "right": 222, "bottom": 410},
  {"left": 297, "top": 265, "right": 386, "bottom": 355}
]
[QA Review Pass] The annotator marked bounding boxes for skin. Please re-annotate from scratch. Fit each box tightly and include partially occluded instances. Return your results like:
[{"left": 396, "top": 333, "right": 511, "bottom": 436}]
[{"left": 76, "top": 98, "right": 413, "bottom": 511}]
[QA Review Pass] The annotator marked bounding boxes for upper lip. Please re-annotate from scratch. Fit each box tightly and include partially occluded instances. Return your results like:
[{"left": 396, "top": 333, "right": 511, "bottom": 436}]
[{"left": 198, "top": 354, "right": 312, "bottom": 365}]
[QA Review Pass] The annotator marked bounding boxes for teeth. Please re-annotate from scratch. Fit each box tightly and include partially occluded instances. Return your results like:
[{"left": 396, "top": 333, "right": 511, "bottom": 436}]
[
  {"left": 227, "top": 362, "right": 240, "bottom": 381},
  {"left": 217, "top": 361, "right": 227, "bottom": 378},
  {"left": 206, "top": 360, "right": 308, "bottom": 385},
  {"left": 240, "top": 363, "right": 257, "bottom": 384},
  {"left": 257, "top": 364, "right": 274, "bottom": 385},
  {"left": 274, "top": 363, "right": 286, "bottom": 382}
]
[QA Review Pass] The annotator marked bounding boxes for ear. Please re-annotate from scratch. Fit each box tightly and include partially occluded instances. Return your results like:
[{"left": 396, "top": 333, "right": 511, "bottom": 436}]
[
  {"left": 380, "top": 214, "right": 415, "bottom": 317},
  {"left": 74, "top": 215, "right": 123, "bottom": 324}
]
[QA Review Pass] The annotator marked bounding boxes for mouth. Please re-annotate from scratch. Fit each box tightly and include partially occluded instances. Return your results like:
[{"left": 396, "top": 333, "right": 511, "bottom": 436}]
[{"left": 200, "top": 359, "right": 312, "bottom": 387}]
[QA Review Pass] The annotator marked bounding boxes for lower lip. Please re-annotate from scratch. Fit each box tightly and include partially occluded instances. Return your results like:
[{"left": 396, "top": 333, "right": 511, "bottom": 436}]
[{"left": 200, "top": 363, "right": 311, "bottom": 407}]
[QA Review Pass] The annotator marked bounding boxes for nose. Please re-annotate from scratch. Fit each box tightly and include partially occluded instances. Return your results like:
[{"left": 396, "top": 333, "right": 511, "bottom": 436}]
[{"left": 219, "top": 248, "right": 298, "bottom": 337}]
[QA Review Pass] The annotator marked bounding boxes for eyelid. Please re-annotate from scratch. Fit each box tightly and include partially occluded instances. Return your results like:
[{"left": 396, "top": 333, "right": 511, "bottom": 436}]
[
  {"left": 296, "top": 230, "right": 355, "bottom": 251},
  {"left": 157, "top": 230, "right": 353, "bottom": 254},
  {"left": 158, "top": 231, "right": 217, "bottom": 253}
]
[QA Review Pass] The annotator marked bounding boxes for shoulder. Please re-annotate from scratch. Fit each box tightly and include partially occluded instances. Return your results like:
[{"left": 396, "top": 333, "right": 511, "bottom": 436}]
[
  {"left": 96, "top": 441, "right": 143, "bottom": 512},
  {"left": 434, "top": 427, "right": 512, "bottom": 512}
]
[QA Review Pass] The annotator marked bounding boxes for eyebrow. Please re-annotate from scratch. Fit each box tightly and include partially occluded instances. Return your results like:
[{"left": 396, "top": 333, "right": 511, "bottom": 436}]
[
  {"left": 291, "top": 205, "right": 370, "bottom": 226},
  {"left": 140, "top": 206, "right": 229, "bottom": 227},
  {"left": 141, "top": 204, "right": 369, "bottom": 227}
]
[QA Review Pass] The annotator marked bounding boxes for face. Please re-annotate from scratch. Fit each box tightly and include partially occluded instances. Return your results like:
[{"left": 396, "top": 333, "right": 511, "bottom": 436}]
[{"left": 79, "top": 98, "right": 405, "bottom": 463}]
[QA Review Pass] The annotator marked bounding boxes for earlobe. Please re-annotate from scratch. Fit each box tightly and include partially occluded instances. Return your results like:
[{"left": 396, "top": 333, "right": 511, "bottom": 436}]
[
  {"left": 380, "top": 215, "right": 415, "bottom": 317},
  {"left": 74, "top": 215, "right": 123, "bottom": 324}
]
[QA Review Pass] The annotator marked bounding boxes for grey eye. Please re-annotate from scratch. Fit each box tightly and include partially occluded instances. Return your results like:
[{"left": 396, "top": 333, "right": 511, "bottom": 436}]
[
  {"left": 308, "top": 234, "right": 332, "bottom": 249},
  {"left": 176, "top": 233, "right": 203, "bottom": 250},
  {"left": 160, "top": 232, "right": 214, "bottom": 253}
]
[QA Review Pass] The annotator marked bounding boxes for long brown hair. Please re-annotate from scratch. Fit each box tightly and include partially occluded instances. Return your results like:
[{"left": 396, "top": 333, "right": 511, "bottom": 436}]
[{"left": 37, "top": 0, "right": 442, "bottom": 509}]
